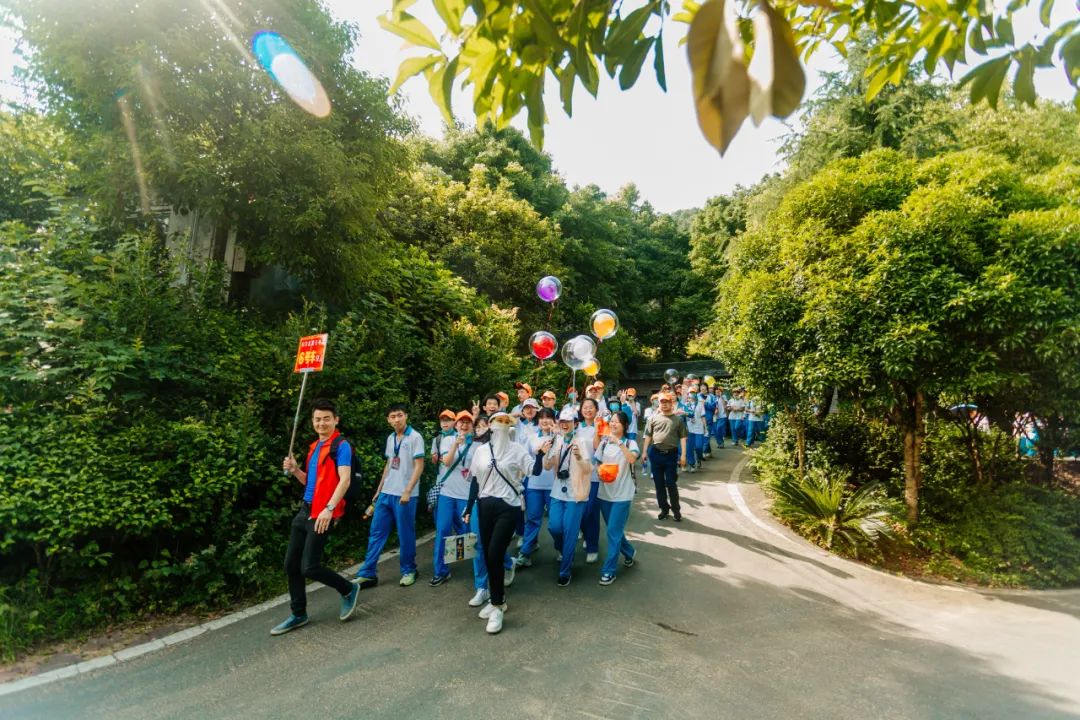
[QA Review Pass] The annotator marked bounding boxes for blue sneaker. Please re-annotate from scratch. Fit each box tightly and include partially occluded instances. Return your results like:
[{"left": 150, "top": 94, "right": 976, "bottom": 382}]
[
  {"left": 270, "top": 614, "right": 308, "bottom": 636},
  {"left": 339, "top": 585, "right": 360, "bottom": 621}
]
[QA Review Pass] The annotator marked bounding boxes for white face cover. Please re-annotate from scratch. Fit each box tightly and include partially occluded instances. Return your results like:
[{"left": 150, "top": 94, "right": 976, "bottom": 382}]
[{"left": 490, "top": 420, "right": 515, "bottom": 457}]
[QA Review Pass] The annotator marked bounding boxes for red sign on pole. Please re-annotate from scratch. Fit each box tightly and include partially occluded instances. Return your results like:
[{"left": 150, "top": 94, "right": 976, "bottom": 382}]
[{"left": 293, "top": 333, "right": 328, "bottom": 373}]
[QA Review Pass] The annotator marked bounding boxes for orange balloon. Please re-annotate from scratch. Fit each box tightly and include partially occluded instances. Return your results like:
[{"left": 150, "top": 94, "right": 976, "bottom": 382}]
[
  {"left": 592, "top": 313, "right": 617, "bottom": 339},
  {"left": 583, "top": 359, "right": 600, "bottom": 376}
]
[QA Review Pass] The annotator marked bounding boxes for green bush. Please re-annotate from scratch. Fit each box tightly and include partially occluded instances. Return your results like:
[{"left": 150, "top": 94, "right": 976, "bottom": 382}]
[
  {"left": 770, "top": 467, "right": 900, "bottom": 558},
  {"left": 753, "top": 409, "right": 1080, "bottom": 587},
  {"left": 0, "top": 209, "right": 502, "bottom": 660}
]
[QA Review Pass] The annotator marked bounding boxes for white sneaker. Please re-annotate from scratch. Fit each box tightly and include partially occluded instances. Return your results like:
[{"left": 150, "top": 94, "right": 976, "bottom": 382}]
[
  {"left": 555, "top": 552, "right": 563, "bottom": 562},
  {"left": 586, "top": 552, "right": 599, "bottom": 564},
  {"left": 485, "top": 605, "right": 505, "bottom": 634},
  {"left": 505, "top": 563, "right": 516, "bottom": 587},
  {"left": 479, "top": 601, "right": 503, "bottom": 619},
  {"left": 468, "top": 589, "right": 490, "bottom": 607}
]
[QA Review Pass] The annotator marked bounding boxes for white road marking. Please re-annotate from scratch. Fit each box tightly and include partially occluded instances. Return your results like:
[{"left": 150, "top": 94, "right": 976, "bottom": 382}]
[
  {"left": 627, "top": 627, "right": 664, "bottom": 640},
  {"left": 603, "top": 680, "right": 661, "bottom": 696},
  {"left": 726, "top": 458, "right": 796, "bottom": 545}
]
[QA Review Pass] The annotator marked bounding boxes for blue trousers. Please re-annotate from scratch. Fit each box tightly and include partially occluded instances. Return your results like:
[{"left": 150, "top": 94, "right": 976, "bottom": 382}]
[
  {"left": 548, "top": 498, "right": 587, "bottom": 578},
  {"left": 713, "top": 417, "right": 727, "bottom": 447},
  {"left": 688, "top": 432, "right": 705, "bottom": 466},
  {"left": 470, "top": 508, "right": 512, "bottom": 590},
  {"left": 648, "top": 448, "right": 681, "bottom": 514},
  {"left": 432, "top": 495, "right": 468, "bottom": 579},
  {"left": 583, "top": 480, "right": 601, "bottom": 554},
  {"left": 746, "top": 419, "right": 764, "bottom": 445},
  {"left": 520, "top": 487, "right": 552, "bottom": 556},
  {"left": 729, "top": 419, "right": 744, "bottom": 444},
  {"left": 358, "top": 492, "right": 417, "bottom": 578},
  {"left": 599, "top": 499, "right": 634, "bottom": 577}
]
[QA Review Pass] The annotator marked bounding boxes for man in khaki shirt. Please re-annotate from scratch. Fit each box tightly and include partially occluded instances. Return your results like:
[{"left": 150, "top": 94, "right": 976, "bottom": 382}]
[{"left": 640, "top": 392, "right": 688, "bottom": 521}]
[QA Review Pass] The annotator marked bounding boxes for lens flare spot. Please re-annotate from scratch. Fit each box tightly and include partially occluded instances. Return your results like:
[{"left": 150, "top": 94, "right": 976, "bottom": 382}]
[{"left": 252, "top": 31, "right": 331, "bottom": 118}]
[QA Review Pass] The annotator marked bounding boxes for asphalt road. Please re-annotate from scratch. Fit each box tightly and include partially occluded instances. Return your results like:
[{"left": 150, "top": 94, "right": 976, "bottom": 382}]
[{"left": 4, "top": 447, "right": 1080, "bottom": 719}]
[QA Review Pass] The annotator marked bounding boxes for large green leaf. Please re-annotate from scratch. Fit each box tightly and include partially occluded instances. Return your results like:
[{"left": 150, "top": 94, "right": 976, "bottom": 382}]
[
  {"left": 378, "top": 12, "right": 442, "bottom": 51},
  {"left": 389, "top": 54, "right": 442, "bottom": 94},
  {"left": 618, "top": 38, "right": 653, "bottom": 90}
]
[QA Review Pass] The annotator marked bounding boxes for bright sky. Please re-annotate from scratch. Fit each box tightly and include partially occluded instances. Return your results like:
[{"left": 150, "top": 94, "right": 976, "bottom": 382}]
[{"left": 1, "top": 2, "right": 1074, "bottom": 212}]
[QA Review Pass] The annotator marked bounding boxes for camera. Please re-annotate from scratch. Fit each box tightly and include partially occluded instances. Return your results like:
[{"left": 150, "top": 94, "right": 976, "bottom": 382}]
[{"left": 557, "top": 469, "right": 570, "bottom": 481}]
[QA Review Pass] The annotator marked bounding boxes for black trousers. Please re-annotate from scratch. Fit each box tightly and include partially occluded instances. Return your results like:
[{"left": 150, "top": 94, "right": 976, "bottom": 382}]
[
  {"left": 284, "top": 507, "right": 352, "bottom": 616},
  {"left": 478, "top": 496, "right": 523, "bottom": 606},
  {"left": 649, "top": 448, "right": 681, "bottom": 514}
]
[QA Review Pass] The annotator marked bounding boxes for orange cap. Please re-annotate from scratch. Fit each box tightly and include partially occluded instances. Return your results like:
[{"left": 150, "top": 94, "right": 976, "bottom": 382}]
[{"left": 439, "top": 408, "right": 456, "bottom": 420}]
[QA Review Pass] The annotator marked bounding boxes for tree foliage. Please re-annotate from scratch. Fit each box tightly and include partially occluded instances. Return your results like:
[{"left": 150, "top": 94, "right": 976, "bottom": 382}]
[
  {"left": 713, "top": 145, "right": 1079, "bottom": 524},
  {"left": 387, "top": 0, "right": 1080, "bottom": 149}
]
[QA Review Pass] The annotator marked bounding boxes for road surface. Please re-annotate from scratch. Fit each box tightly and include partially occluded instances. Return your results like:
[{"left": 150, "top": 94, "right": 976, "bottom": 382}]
[{"left": 3, "top": 447, "right": 1079, "bottom": 719}]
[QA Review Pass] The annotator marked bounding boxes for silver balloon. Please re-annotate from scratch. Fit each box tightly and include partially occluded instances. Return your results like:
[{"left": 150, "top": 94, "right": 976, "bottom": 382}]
[
  {"left": 664, "top": 368, "right": 679, "bottom": 384},
  {"left": 562, "top": 335, "right": 597, "bottom": 371}
]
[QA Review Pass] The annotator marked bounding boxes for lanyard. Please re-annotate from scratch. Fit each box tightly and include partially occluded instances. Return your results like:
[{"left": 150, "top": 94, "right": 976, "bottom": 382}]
[{"left": 392, "top": 429, "right": 407, "bottom": 458}]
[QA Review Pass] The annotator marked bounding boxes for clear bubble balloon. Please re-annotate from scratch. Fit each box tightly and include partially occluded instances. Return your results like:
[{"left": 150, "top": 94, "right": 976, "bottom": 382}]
[
  {"left": 529, "top": 331, "right": 558, "bottom": 361},
  {"left": 583, "top": 358, "right": 600, "bottom": 376},
  {"left": 536, "top": 276, "right": 562, "bottom": 303},
  {"left": 561, "top": 334, "right": 597, "bottom": 370},
  {"left": 664, "top": 368, "right": 679, "bottom": 384},
  {"left": 252, "top": 31, "right": 331, "bottom": 117},
  {"left": 590, "top": 309, "right": 619, "bottom": 341}
]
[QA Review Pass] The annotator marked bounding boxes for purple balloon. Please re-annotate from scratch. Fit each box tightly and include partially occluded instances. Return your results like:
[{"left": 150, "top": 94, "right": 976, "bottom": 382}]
[{"left": 537, "top": 275, "right": 562, "bottom": 303}]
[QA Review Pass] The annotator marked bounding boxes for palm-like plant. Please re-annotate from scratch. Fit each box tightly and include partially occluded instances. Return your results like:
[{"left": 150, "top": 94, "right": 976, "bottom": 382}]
[{"left": 771, "top": 467, "right": 899, "bottom": 557}]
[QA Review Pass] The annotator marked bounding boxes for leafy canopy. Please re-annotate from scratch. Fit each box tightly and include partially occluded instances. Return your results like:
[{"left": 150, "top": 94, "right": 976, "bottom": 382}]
[{"left": 386, "top": 0, "right": 1080, "bottom": 151}]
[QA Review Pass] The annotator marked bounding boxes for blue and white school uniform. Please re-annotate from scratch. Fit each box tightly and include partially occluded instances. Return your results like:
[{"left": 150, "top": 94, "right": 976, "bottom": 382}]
[
  {"left": 547, "top": 433, "right": 588, "bottom": 579},
  {"left": 685, "top": 398, "right": 707, "bottom": 466},
  {"left": 726, "top": 398, "right": 746, "bottom": 445},
  {"left": 432, "top": 436, "right": 473, "bottom": 580},
  {"left": 625, "top": 401, "right": 640, "bottom": 441},
  {"left": 713, "top": 395, "right": 729, "bottom": 447},
  {"left": 577, "top": 422, "right": 601, "bottom": 555},
  {"left": 520, "top": 432, "right": 555, "bottom": 557},
  {"left": 595, "top": 437, "right": 638, "bottom": 577},
  {"left": 746, "top": 399, "right": 764, "bottom": 445},
  {"left": 357, "top": 426, "right": 425, "bottom": 579}
]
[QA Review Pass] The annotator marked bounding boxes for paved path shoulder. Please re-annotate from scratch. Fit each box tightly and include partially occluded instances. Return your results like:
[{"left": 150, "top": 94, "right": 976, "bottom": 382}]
[{"left": 3, "top": 448, "right": 1079, "bottom": 719}]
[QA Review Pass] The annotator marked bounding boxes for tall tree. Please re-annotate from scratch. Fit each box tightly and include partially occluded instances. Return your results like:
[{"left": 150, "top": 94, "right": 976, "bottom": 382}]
[{"left": 7, "top": 0, "right": 411, "bottom": 299}]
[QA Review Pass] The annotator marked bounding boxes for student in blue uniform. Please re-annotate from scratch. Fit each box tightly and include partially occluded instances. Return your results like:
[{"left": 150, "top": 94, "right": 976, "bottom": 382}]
[
  {"left": 545, "top": 407, "right": 592, "bottom": 586},
  {"left": 429, "top": 410, "right": 476, "bottom": 587},
  {"left": 353, "top": 403, "right": 425, "bottom": 589},
  {"left": 515, "top": 407, "right": 556, "bottom": 568},
  {"left": 592, "top": 410, "right": 639, "bottom": 585}
]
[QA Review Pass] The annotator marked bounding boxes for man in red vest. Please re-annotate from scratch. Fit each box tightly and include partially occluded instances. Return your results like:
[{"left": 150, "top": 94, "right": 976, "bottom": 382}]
[{"left": 275, "top": 398, "right": 360, "bottom": 635}]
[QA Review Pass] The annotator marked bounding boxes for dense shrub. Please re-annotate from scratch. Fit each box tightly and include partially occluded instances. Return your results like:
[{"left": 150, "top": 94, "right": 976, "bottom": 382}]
[
  {"left": 752, "top": 409, "right": 1080, "bottom": 587},
  {"left": 0, "top": 210, "right": 501, "bottom": 659}
]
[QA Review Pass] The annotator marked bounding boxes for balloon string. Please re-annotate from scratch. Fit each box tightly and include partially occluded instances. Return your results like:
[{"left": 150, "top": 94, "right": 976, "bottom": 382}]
[{"left": 547, "top": 301, "right": 555, "bottom": 327}]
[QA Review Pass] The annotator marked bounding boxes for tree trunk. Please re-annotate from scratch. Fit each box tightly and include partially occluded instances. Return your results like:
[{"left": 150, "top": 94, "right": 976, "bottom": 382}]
[
  {"left": 795, "top": 414, "right": 807, "bottom": 482},
  {"left": 901, "top": 389, "right": 925, "bottom": 526}
]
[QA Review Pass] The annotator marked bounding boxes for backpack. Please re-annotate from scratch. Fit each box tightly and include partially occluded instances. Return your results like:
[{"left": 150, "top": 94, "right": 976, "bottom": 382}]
[{"left": 313, "top": 435, "right": 364, "bottom": 509}]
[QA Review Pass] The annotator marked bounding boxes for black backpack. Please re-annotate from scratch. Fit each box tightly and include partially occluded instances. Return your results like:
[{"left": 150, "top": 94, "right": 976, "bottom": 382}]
[{"left": 313, "top": 435, "right": 364, "bottom": 509}]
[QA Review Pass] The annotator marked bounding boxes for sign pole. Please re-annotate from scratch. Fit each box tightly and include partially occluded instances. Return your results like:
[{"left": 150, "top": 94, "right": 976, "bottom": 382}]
[{"left": 285, "top": 370, "right": 310, "bottom": 471}]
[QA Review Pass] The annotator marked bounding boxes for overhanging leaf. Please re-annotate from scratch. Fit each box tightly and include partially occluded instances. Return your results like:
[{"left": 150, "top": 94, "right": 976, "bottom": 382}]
[
  {"left": 654, "top": 34, "right": 667, "bottom": 91},
  {"left": 619, "top": 39, "right": 653, "bottom": 89},
  {"left": 961, "top": 54, "right": 1013, "bottom": 107},
  {"left": 389, "top": 54, "right": 441, "bottom": 94},
  {"left": 688, "top": 0, "right": 751, "bottom": 154},
  {"left": 378, "top": 12, "right": 442, "bottom": 51}
]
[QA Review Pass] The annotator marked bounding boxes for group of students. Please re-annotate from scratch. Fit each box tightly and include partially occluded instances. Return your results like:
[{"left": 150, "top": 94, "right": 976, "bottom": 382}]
[{"left": 272, "top": 378, "right": 765, "bottom": 637}]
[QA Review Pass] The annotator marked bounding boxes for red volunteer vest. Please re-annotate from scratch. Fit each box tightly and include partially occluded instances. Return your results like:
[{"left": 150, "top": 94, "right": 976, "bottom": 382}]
[{"left": 305, "top": 431, "right": 347, "bottom": 520}]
